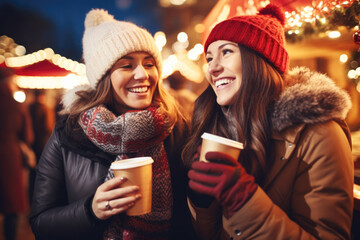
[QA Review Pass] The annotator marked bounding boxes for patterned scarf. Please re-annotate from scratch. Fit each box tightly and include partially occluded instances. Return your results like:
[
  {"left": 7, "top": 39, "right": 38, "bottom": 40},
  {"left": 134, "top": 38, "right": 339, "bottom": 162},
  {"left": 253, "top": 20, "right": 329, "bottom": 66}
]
[{"left": 79, "top": 105, "right": 174, "bottom": 240}]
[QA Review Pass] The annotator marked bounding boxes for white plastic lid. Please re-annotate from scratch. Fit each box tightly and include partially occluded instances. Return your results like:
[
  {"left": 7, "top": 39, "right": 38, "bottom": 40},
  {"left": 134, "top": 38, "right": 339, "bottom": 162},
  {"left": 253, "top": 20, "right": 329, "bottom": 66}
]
[
  {"left": 201, "top": 132, "right": 243, "bottom": 149},
  {"left": 110, "top": 157, "right": 154, "bottom": 170}
]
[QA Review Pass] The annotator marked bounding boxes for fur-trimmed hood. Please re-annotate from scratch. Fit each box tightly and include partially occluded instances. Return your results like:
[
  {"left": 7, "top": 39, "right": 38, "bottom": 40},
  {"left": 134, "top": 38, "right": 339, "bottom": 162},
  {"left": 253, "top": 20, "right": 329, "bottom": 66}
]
[{"left": 272, "top": 67, "right": 352, "bottom": 132}]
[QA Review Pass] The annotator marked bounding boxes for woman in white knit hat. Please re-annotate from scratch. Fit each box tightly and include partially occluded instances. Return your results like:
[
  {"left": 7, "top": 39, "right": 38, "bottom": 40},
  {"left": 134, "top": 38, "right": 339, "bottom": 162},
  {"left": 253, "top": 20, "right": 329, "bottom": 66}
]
[{"left": 29, "top": 9, "right": 195, "bottom": 240}]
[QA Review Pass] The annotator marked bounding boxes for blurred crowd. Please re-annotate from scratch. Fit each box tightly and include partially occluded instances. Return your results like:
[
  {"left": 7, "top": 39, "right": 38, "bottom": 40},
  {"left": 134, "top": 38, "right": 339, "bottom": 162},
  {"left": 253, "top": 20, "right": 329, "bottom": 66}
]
[{"left": 0, "top": 68, "right": 55, "bottom": 240}]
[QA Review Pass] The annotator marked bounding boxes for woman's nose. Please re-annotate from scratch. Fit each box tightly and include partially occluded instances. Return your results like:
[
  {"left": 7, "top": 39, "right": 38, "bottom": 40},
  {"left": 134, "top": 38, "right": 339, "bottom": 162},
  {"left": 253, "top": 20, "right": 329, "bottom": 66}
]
[
  {"left": 133, "top": 65, "right": 149, "bottom": 80},
  {"left": 208, "top": 59, "right": 223, "bottom": 76}
]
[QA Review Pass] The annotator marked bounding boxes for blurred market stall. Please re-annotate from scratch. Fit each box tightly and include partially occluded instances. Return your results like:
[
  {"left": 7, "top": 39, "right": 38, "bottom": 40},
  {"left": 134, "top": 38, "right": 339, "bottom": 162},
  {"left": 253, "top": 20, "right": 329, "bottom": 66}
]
[{"left": 5, "top": 47, "right": 87, "bottom": 90}]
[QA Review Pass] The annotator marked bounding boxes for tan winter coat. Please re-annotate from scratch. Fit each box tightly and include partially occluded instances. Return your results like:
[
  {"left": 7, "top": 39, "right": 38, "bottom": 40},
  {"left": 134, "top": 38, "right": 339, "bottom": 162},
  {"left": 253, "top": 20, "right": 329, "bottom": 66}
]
[{"left": 188, "top": 67, "right": 354, "bottom": 240}]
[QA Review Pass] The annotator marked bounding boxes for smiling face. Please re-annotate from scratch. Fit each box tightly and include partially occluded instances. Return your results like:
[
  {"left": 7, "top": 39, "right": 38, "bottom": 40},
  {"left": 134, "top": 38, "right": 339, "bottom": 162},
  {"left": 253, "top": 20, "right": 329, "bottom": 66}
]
[
  {"left": 206, "top": 40, "right": 242, "bottom": 106},
  {"left": 110, "top": 52, "right": 159, "bottom": 111}
]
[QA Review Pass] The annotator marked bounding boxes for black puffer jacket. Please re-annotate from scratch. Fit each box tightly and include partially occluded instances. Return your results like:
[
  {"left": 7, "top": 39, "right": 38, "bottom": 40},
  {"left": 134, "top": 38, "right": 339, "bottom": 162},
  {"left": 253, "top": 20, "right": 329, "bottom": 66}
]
[{"left": 30, "top": 116, "right": 195, "bottom": 240}]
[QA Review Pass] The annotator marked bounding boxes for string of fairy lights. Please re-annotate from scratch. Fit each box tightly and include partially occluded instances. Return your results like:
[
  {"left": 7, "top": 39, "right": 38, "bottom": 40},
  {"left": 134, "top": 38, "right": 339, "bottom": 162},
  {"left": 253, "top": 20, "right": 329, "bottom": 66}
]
[
  {"left": 283, "top": 0, "right": 360, "bottom": 92},
  {"left": 284, "top": 0, "right": 360, "bottom": 43}
]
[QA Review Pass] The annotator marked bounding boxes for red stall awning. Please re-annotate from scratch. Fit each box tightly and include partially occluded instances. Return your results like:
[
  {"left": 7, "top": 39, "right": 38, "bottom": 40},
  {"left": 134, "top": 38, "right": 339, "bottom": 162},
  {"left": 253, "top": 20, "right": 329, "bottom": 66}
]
[
  {"left": 14, "top": 59, "right": 72, "bottom": 77},
  {"left": 4, "top": 48, "right": 87, "bottom": 89}
]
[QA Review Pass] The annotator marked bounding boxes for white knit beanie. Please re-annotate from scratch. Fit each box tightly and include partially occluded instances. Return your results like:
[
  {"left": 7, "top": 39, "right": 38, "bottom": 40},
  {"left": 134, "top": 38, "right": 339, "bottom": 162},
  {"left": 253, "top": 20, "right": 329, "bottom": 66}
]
[{"left": 82, "top": 9, "right": 162, "bottom": 89}]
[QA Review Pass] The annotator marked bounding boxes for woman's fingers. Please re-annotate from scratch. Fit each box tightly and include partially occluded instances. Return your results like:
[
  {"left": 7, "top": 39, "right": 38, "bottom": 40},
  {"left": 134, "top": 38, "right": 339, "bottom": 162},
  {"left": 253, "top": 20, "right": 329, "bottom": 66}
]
[
  {"left": 205, "top": 151, "right": 238, "bottom": 166},
  {"left": 98, "top": 176, "right": 128, "bottom": 191},
  {"left": 188, "top": 179, "right": 214, "bottom": 196},
  {"left": 105, "top": 201, "right": 134, "bottom": 216},
  {"left": 92, "top": 177, "right": 142, "bottom": 220},
  {"left": 188, "top": 169, "right": 220, "bottom": 185},
  {"left": 191, "top": 161, "right": 231, "bottom": 175},
  {"left": 106, "top": 193, "right": 141, "bottom": 212},
  {"left": 105, "top": 185, "right": 141, "bottom": 201},
  {"left": 93, "top": 177, "right": 130, "bottom": 207}
]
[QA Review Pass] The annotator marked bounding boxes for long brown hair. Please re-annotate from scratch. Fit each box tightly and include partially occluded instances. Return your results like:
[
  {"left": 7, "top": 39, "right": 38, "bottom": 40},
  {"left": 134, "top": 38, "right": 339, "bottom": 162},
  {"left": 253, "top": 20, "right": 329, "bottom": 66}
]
[
  {"left": 62, "top": 71, "right": 185, "bottom": 134},
  {"left": 182, "top": 45, "right": 284, "bottom": 185}
]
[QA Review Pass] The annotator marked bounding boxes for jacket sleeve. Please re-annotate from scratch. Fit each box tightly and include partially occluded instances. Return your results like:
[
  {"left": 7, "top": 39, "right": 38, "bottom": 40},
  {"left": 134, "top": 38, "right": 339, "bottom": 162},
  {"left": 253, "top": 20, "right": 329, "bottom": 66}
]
[
  {"left": 29, "top": 128, "right": 105, "bottom": 240},
  {"left": 188, "top": 198, "right": 227, "bottom": 240},
  {"left": 222, "top": 121, "right": 353, "bottom": 240}
]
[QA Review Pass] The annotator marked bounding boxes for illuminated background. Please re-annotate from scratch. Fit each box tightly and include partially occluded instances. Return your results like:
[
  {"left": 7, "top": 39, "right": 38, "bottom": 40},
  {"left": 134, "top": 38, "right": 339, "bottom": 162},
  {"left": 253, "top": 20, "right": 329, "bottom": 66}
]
[{"left": 0, "top": 1, "right": 359, "bottom": 239}]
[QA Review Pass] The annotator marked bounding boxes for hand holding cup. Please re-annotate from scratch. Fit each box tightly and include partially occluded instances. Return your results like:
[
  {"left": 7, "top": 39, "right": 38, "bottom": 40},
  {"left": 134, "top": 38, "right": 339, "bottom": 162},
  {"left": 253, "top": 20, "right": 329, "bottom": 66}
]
[{"left": 91, "top": 176, "right": 141, "bottom": 220}]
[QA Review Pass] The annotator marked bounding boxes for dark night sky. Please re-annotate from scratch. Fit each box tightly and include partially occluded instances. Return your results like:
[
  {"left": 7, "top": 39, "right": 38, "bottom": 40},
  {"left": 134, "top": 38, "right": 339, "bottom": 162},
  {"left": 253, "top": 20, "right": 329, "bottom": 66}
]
[{"left": 0, "top": 0, "right": 163, "bottom": 61}]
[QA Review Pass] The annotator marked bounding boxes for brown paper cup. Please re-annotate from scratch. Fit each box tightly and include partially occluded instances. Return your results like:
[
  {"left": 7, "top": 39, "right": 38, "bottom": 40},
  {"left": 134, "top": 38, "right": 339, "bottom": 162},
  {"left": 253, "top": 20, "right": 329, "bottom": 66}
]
[
  {"left": 200, "top": 133, "right": 243, "bottom": 162},
  {"left": 110, "top": 157, "right": 154, "bottom": 216}
]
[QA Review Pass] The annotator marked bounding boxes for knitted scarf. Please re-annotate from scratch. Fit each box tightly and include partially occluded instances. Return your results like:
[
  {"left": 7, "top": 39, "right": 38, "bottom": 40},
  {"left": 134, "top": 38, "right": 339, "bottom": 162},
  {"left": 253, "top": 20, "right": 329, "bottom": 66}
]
[{"left": 79, "top": 105, "right": 174, "bottom": 240}]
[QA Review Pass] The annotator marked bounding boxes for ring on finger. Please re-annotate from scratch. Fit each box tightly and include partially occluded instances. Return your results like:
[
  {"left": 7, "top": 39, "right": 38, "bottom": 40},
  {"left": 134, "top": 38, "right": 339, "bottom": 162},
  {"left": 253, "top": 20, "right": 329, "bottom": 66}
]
[{"left": 105, "top": 200, "right": 112, "bottom": 210}]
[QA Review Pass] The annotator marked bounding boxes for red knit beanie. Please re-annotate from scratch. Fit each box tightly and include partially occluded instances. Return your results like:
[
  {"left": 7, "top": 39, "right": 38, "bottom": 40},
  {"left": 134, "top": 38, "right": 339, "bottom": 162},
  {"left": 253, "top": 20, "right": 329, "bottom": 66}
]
[{"left": 204, "top": 4, "right": 289, "bottom": 74}]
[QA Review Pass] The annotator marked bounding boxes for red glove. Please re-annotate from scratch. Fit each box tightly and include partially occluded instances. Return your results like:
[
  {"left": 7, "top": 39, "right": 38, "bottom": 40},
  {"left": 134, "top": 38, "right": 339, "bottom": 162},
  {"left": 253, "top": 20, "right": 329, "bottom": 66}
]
[{"left": 188, "top": 151, "right": 257, "bottom": 218}]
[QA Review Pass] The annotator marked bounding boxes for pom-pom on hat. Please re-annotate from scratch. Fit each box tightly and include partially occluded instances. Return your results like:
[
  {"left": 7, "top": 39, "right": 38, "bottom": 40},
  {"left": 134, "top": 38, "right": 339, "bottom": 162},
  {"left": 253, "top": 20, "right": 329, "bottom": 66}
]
[
  {"left": 204, "top": 4, "right": 289, "bottom": 74},
  {"left": 82, "top": 9, "right": 162, "bottom": 88}
]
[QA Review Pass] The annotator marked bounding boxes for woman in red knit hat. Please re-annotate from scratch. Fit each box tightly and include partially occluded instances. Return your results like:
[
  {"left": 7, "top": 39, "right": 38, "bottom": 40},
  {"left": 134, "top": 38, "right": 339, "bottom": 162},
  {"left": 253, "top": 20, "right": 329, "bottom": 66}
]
[{"left": 183, "top": 4, "right": 354, "bottom": 239}]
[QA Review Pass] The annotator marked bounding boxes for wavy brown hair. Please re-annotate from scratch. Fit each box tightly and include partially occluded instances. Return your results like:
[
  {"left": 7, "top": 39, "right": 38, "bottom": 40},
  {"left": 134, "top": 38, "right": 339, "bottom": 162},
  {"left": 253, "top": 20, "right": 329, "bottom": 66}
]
[
  {"left": 182, "top": 45, "right": 284, "bottom": 185},
  {"left": 61, "top": 71, "right": 185, "bottom": 134}
]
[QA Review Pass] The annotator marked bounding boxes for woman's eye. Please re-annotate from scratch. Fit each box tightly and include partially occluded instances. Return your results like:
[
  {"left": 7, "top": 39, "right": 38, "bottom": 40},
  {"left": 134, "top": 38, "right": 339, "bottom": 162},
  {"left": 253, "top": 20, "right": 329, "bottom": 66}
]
[
  {"left": 120, "top": 64, "right": 132, "bottom": 69},
  {"left": 206, "top": 57, "right": 213, "bottom": 63},
  {"left": 222, "top": 49, "right": 233, "bottom": 55},
  {"left": 144, "top": 63, "right": 155, "bottom": 68}
]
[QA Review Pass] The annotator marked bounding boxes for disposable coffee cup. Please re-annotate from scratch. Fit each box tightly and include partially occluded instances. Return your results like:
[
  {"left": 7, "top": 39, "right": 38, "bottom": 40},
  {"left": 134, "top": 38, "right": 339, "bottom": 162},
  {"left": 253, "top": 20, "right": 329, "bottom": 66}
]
[
  {"left": 200, "top": 133, "right": 243, "bottom": 162},
  {"left": 110, "top": 157, "right": 154, "bottom": 216}
]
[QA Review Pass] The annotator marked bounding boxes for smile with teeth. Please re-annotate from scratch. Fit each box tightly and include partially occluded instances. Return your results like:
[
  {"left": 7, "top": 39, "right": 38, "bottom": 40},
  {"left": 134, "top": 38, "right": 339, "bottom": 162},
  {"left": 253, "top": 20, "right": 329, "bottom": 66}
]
[
  {"left": 128, "top": 86, "right": 149, "bottom": 93},
  {"left": 214, "top": 79, "right": 234, "bottom": 87}
]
